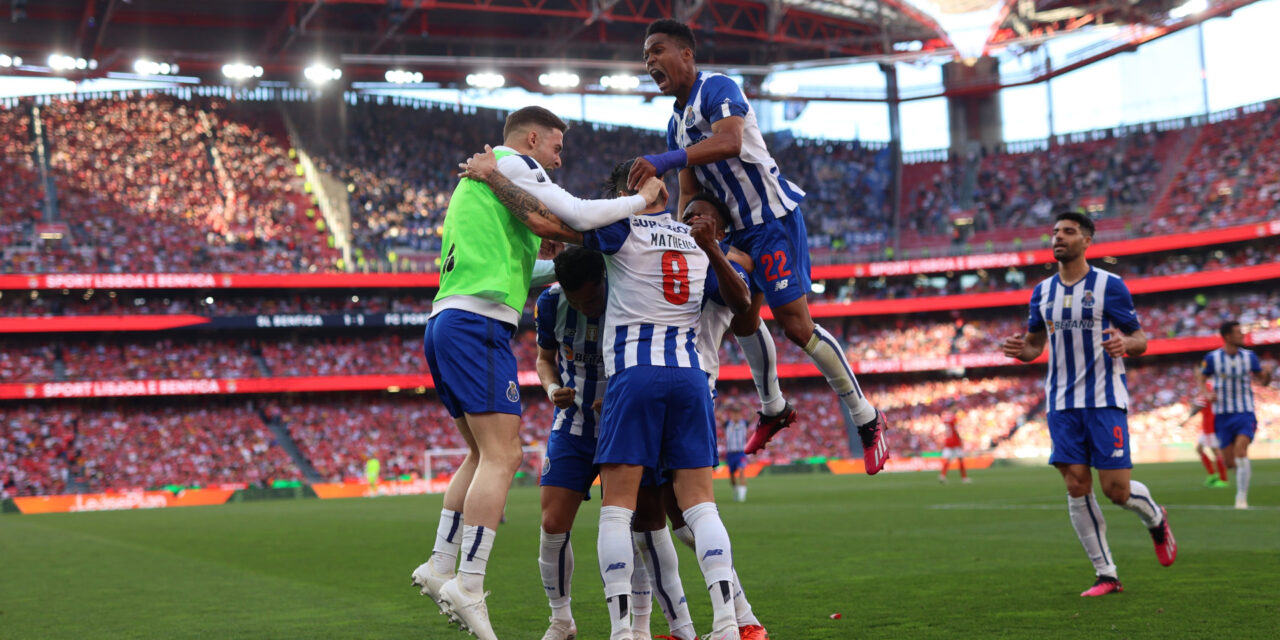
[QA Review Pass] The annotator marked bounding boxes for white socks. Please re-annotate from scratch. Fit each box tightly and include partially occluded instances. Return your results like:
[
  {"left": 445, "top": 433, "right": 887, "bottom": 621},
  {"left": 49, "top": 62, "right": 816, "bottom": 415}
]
[
  {"left": 733, "top": 485, "right": 747, "bottom": 502},
  {"left": 803, "top": 325, "right": 877, "bottom": 424},
  {"left": 458, "top": 524, "right": 495, "bottom": 593},
  {"left": 538, "top": 528, "right": 574, "bottom": 620},
  {"left": 431, "top": 508, "right": 463, "bottom": 575},
  {"left": 1121, "top": 480, "right": 1163, "bottom": 529},
  {"left": 598, "top": 506, "right": 635, "bottom": 637},
  {"left": 671, "top": 524, "right": 758, "bottom": 627},
  {"left": 633, "top": 528, "right": 695, "bottom": 639},
  {"left": 1068, "top": 493, "right": 1116, "bottom": 578},
  {"left": 682, "top": 502, "right": 736, "bottom": 630},
  {"left": 735, "top": 326, "right": 785, "bottom": 415},
  {"left": 1236, "top": 457, "right": 1251, "bottom": 502},
  {"left": 630, "top": 542, "right": 655, "bottom": 635}
]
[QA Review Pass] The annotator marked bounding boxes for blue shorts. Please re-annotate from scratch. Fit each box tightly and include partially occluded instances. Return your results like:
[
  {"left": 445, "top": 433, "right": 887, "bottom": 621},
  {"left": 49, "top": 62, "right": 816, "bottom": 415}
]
[
  {"left": 596, "top": 366, "right": 717, "bottom": 470},
  {"left": 1047, "top": 408, "right": 1132, "bottom": 469},
  {"left": 1215, "top": 413, "right": 1257, "bottom": 448},
  {"left": 541, "top": 428, "right": 598, "bottom": 494},
  {"left": 423, "top": 309, "right": 521, "bottom": 419},
  {"left": 729, "top": 208, "right": 812, "bottom": 308},
  {"left": 726, "top": 452, "right": 747, "bottom": 473}
]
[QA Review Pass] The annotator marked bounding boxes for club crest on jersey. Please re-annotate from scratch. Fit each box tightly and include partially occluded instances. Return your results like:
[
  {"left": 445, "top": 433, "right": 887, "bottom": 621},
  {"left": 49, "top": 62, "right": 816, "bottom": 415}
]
[
  {"left": 1081, "top": 291, "right": 1096, "bottom": 309},
  {"left": 684, "top": 105, "right": 696, "bottom": 127},
  {"left": 541, "top": 454, "right": 551, "bottom": 477},
  {"left": 506, "top": 381, "right": 519, "bottom": 403}
]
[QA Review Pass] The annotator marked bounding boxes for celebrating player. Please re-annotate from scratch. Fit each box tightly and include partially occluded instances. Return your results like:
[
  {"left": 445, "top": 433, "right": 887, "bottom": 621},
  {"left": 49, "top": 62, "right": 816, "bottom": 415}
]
[
  {"left": 1002, "top": 211, "right": 1176, "bottom": 597},
  {"left": 533, "top": 247, "right": 699, "bottom": 640},
  {"left": 412, "top": 106, "right": 663, "bottom": 640},
  {"left": 629, "top": 19, "right": 888, "bottom": 470},
  {"left": 1196, "top": 321, "right": 1273, "bottom": 508}
]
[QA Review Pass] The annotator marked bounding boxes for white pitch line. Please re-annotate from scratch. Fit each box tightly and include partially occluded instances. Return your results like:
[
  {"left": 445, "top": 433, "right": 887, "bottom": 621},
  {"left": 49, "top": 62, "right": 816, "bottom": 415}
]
[{"left": 929, "top": 503, "right": 1280, "bottom": 512}]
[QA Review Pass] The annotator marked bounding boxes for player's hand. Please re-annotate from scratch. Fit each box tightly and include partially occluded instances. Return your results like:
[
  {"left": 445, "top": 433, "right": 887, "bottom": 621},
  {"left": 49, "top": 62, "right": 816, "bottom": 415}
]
[
  {"left": 539, "top": 239, "right": 564, "bottom": 260},
  {"left": 690, "top": 215, "right": 718, "bottom": 250},
  {"left": 458, "top": 144, "right": 498, "bottom": 181},
  {"left": 638, "top": 177, "right": 666, "bottom": 208},
  {"left": 628, "top": 157, "right": 658, "bottom": 191},
  {"left": 1101, "top": 328, "right": 1127, "bottom": 358},
  {"left": 551, "top": 386, "right": 576, "bottom": 409},
  {"left": 1001, "top": 335, "right": 1026, "bottom": 359},
  {"left": 592, "top": 397, "right": 603, "bottom": 415}
]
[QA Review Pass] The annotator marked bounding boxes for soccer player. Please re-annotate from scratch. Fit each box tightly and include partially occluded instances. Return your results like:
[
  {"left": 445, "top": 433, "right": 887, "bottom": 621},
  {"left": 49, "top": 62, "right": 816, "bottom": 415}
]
[
  {"left": 458, "top": 151, "right": 768, "bottom": 640},
  {"left": 629, "top": 19, "right": 888, "bottom": 471},
  {"left": 534, "top": 247, "right": 698, "bottom": 640},
  {"left": 1002, "top": 211, "right": 1176, "bottom": 597},
  {"left": 1178, "top": 383, "right": 1228, "bottom": 488},
  {"left": 411, "top": 106, "right": 664, "bottom": 639},
  {"left": 1197, "top": 321, "right": 1274, "bottom": 509},
  {"left": 584, "top": 164, "right": 752, "bottom": 640},
  {"left": 938, "top": 412, "right": 970, "bottom": 484},
  {"left": 724, "top": 412, "right": 749, "bottom": 502}
]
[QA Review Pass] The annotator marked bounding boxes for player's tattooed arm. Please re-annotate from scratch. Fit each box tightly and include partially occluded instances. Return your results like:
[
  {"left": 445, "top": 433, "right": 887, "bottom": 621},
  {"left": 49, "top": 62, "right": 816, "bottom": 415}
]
[{"left": 458, "top": 147, "right": 583, "bottom": 244}]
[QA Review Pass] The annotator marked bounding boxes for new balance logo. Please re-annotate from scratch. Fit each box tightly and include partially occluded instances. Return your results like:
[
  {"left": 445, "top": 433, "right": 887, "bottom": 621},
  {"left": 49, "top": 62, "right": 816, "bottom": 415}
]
[
  {"left": 702, "top": 548, "right": 724, "bottom": 560},
  {"left": 1111, "top": 449, "right": 1125, "bottom": 458},
  {"left": 605, "top": 562, "right": 627, "bottom": 573},
  {"left": 773, "top": 278, "right": 790, "bottom": 292}
]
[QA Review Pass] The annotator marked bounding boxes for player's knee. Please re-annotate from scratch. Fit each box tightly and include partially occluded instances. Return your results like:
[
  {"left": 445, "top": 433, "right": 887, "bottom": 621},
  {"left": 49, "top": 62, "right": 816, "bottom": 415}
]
[
  {"left": 541, "top": 511, "right": 573, "bottom": 534},
  {"left": 482, "top": 445, "right": 523, "bottom": 473},
  {"left": 781, "top": 321, "right": 812, "bottom": 347}
]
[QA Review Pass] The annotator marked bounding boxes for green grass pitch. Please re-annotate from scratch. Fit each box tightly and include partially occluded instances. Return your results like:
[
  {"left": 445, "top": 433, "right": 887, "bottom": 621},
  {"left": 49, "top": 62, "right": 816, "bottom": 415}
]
[{"left": 2, "top": 461, "right": 1277, "bottom": 639}]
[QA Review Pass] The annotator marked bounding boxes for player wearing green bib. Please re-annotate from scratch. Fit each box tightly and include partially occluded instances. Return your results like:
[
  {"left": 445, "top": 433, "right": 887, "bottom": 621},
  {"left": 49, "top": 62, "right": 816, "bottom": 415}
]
[{"left": 413, "top": 106, "right": 664, "bottom": 640}]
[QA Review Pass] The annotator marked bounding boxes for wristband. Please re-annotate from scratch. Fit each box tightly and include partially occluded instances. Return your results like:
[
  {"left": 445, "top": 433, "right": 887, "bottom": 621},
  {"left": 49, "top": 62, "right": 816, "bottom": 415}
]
[
  {"left": 643, "top": 149, "right": 688, "bottom": 176},
  {"left": 546, "top": 383, "right": 562, "bottom": 403}
]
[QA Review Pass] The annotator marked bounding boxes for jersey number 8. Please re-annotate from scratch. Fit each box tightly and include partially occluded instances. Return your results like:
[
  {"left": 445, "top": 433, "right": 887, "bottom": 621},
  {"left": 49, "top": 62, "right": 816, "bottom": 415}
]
[{"left": 661, "top": 250, "right": 690, "bottom": 305}]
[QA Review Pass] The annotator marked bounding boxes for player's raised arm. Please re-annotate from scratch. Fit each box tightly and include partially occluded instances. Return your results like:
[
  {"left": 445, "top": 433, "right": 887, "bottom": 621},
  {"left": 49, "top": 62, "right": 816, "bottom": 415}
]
[
  {"left": 676, "top": 168, "right": 701, "bottom": 223},
  {"left": 689, "top": 201, "right": 749, "bottom": 317}
]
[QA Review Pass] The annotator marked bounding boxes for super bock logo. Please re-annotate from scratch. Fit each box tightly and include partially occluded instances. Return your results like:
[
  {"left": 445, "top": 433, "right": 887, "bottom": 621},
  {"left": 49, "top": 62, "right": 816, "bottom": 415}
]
[{"left": 506, "top": 381, "right": 519, "bottom": 403}]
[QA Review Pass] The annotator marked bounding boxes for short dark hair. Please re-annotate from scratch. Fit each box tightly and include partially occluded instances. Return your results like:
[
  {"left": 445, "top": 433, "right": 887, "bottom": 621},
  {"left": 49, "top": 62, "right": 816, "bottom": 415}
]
[
  {"left": 1054, "top": 210, "right": 1095, "bottom": 237},
  {"left": 685, "top": 191, "right": 731, "bottom": 226},
  {"left": 603, "top": 159, "right": 636, "bottom": 197},
  {"left": 1219, "top": 321, "right": 1240, "bottom": 337},
  {"left": 503, "top": 106, "right": 569, "bottom": 140},
  {"left": 553, "top": 246, "right": 605, "bottom": 292},
  {"left": 645, "top": 19, "right": 696, "bottom": 54}
]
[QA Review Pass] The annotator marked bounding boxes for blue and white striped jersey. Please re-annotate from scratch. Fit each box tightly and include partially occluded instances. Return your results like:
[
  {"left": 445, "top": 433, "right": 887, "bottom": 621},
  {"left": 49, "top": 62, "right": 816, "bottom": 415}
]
[
  {"left": 723, "top": 418, "right": 748, "bottom": 455},
  {"left": 535, "top": 285, "right": 606, "bottom": 438},
  {"left": 583, "top": 212, "right": 709, "bottom": 377},
  {"left": 1201, "top": 348, "right": 1262, "bottom": 414},
  {"left": 667, "top": 72, "right": 805, "bottom": 231},
  {"left": 1027, "top": 267, "right": 1141, "bottom": 412}
]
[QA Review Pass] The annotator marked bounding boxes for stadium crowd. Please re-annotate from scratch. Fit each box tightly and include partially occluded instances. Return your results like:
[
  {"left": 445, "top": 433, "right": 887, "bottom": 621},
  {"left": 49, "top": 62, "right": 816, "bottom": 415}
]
[{"left": 1, "top": 402, "right": 299, "bottom": 497}]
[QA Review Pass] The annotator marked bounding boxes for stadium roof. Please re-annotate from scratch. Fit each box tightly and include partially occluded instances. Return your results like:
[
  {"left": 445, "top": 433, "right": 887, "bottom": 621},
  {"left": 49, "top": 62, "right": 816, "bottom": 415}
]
[{"left": 0, "top": 0, "right": 1261, "bottom": 92}]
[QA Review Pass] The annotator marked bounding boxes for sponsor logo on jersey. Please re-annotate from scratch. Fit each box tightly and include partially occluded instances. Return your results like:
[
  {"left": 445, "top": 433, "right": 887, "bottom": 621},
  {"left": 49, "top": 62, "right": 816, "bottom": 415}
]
[
  {"left": 586, "top": 325, "right": 599, "bottom": 342},
  {"left": 773, "top": 278, "right": 789, "bottom": 292},
  {"left": 1050, "top": 319, "right": 1096, "bottom": 331},
  {"left": 1111, "top": 449, "right": 1125, "bottom": 457},
  {"left": 506, "top": 381, "right": 519, "bottom": 403}
]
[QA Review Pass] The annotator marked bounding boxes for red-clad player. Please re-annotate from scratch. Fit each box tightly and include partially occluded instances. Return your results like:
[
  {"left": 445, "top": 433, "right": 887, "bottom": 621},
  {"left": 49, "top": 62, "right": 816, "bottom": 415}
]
[
  {"left": 1180, "top": 384, "right": 1228, "bottom": 488},
  {"left": 938, "top": 411, "right": 971, "bottom": 484}
]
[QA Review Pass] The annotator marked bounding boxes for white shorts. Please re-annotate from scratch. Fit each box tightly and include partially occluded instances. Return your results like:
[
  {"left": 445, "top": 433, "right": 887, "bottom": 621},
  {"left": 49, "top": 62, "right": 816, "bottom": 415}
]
[
  {"left": 1198, "top": 433, "right": 1220, "bottom": 450},
  {"left": 942, "top": 447, "right": 963, "bottom": 460}
]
